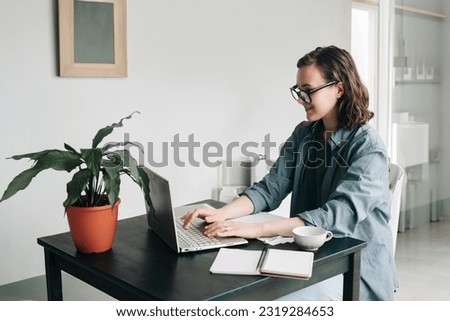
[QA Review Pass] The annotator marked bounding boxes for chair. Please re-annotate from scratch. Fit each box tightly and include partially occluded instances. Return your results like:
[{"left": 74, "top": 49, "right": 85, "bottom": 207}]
[{"left": 388, "top": 162, "right": 406, "bottom": 256}]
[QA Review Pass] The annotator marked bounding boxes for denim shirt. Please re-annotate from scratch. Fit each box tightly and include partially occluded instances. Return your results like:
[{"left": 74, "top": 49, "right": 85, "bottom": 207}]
[{"left": 243, "top": 121, "right": 398, "bottom": 300}]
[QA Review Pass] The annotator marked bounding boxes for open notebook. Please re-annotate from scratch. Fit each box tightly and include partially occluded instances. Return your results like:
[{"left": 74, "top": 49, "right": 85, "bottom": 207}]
[{"left": 210, "top": 247, "right": 314, "bottom": 280}]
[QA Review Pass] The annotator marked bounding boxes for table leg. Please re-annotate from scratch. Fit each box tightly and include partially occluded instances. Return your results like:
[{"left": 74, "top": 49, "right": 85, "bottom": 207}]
[
  {"left": 44, "top": 249, "right": 63, "bottom": 301},
  {"left": 342, "top": 251, "right": 361, "bottom": 301}
]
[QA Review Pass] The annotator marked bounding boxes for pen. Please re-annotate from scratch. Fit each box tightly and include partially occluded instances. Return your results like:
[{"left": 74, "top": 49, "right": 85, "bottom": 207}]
[{"left": 256, "top": 246, "right": 269, "bottom": 272}]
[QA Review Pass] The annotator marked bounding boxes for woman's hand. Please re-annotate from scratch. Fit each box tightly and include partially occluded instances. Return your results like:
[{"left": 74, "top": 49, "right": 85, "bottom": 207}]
[
  {"left": 205, "top": 216, "right": 305, "bottom": 239},
  {"left": 180, "top": 196, "right": 304, "bottom": 240},
  {"left": 181, "top": 206, "right": 264, "bottom": 239},
  {"left": 203, "top": 221, "right": 264, "bottom": 239},
  {"left": 181, "top": 207, "right": 225, "bottom": 229},
  {"left": 181, "top": 196, "right": 255, "bottom": 230}
]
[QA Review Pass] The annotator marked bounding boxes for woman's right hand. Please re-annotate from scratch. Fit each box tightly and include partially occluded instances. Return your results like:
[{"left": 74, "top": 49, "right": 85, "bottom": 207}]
[
  {"left": 181, "top": 207, "right": 225, "bottom": 229},
  {"left": 182, "top": 196, "right": 255, "bottom": 231}
]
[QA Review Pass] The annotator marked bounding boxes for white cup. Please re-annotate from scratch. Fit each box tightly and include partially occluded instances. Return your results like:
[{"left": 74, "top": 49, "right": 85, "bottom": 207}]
[{"left": 292, "top": 226, "right": 333, "bottom": 251}]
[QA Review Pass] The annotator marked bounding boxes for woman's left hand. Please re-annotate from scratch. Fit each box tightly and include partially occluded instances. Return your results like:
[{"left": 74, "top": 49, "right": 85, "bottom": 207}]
[{"left": 204, "top": 221, "right": 264, "bottom": 239}]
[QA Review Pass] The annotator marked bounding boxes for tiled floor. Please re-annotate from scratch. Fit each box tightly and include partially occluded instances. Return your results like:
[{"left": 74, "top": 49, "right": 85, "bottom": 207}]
[
  {"left": 394, "top": 216, "right": 450, "bottom": 300},
  {"left": 1, "top": 217, "right": 449, "bottom": 301}
]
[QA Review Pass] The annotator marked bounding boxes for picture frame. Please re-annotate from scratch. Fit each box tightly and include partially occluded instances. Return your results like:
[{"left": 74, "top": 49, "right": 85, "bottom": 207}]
[{"left": 58, "top": 0, "right": 127, "bottom": 77}]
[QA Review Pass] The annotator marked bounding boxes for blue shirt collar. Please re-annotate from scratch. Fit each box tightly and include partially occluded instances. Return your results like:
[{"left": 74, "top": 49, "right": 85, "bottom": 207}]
[{"left": 310, "top": 120, "right": 355, "bottom": 150}]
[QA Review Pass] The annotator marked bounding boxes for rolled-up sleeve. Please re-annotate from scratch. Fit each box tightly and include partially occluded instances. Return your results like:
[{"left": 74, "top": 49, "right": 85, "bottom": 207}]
[
  {"left": 243, "top": 171, "right": 293, "bottom": 213},
  {"left": 241, "top": 124, "right": 304, "bottom": 213}
]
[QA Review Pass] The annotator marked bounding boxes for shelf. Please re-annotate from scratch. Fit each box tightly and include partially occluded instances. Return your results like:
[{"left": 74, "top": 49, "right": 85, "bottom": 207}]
[
  {"left": 353, "top": 1, "right": 447, "bottom": 19},
  {"left": 395, "top": 4, "right": 447, "bottom": 19},
  {"left": 395, "top": 80, "right": 440, "bottom": 85}
]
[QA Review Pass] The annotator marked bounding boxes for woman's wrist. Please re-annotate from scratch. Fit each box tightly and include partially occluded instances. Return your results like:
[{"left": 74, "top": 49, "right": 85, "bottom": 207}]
[
  {"left": 261, "top": 217, "right": 305, "bottom": 237},
  {"left": 216, "top": 207, "right": 230, "bottom": 221}
]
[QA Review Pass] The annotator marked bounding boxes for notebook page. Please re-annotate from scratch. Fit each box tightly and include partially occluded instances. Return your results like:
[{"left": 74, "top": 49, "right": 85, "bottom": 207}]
[
  {"left": 210, "top": 248, "right": 262, "bottom": 275},
  {"left": 260, "top": 249, "right": 314, "bottom": 278}
]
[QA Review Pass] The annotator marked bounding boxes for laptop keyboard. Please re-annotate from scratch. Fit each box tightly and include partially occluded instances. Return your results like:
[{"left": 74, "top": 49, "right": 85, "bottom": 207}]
[{"left": 176, "top": 219, "right": 222, "bottom": 247}]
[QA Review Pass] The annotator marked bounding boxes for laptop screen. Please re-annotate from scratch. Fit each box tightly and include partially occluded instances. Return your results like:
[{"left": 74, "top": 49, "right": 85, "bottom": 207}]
[{"left": 143, "top": 168, "right": 179, "bottom": 252}]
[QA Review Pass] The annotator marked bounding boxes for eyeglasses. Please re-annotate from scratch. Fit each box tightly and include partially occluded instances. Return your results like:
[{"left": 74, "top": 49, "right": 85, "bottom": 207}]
[{"left": 290, "top": 80, "right": 337, "bottom": 104}]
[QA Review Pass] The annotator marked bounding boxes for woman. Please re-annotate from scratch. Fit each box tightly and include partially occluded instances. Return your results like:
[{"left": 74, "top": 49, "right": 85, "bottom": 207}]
[{"left": 183, "top": 45, "right": 398, "bottom": 300}]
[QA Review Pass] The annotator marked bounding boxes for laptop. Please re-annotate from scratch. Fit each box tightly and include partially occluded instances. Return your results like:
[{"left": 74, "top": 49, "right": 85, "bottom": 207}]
[{"left": 142, "top": 167, "right": 248, "bottom": 253}]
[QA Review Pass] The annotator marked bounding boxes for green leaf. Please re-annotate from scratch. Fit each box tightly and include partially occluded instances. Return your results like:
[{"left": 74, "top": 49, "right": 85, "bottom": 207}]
[
  {"left": 113, "top": 150, "right": 154, "bottom": 213},
  {"left": 121, "top": 150, "right": 140, "bottom": 180},
  {"left": 103, "top": 166, "right": 121, "bottom": 206},
  {"left": 137, "top": 166, "right": 154, "bottom": 213},
  {"left": 81, "top": 148, "right": 103, "bottom": 177},
  {"left": 92, "top": 111, "right": 140, "bottom": 148},
  {"left": 42, "top": 150, "right": 82, "bottom": 171},
  {"left": 8, "top": 151, "right": 49, "bottom": 161},
  {"left": 0, "top": 161, "right": 48, "bottom": 202},
  {"left": 112, "top": 150, "right": 142, "bottom": 190},
  {"left": 102, "top": 155, "right": 123, "bottom": 171},
  {"left": 9, "top": 150, "right": 82, "bottom": 172},
  {"left": 103, "top": 154, "right": 123, "bottom": 170},
  {"left": 1, "top": 149, "right": 82, "bottom": 203},
  {"left": 64, "top": 143, "right": 79, "bottom": 154},
  {"left": 110, "top": 150, "right": 154, "bottom": 210},
  {"left": 64, "top": 169, "right": 92, "bottom": 207},
  {"left": 102, "top": 141, "right": 144, "bottom": 153}
]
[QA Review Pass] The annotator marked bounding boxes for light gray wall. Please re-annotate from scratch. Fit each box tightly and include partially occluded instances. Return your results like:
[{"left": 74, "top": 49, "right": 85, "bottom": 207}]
[
  {"left": 441, "top": 1, "right": 450, "bottom": 213},
  {"left": 0, "top": 0, "right": 351, "bottom": 285}
]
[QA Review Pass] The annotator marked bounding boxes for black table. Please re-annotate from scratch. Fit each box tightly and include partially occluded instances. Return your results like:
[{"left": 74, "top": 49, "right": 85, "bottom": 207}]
[{"left": 37, "top": 201, "right": 366, "bottom": 301}]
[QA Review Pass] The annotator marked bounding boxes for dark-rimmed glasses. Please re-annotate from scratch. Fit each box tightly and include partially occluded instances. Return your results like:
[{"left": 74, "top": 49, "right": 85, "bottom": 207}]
[{"left": 290, "top": 80, "right": 337, "bottom": 104}]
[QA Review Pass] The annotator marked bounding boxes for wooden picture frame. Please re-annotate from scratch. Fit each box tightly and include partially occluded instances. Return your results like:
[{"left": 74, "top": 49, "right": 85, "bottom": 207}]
[{"left": 58, "top": 0, "right": 127, "bottom": 77}]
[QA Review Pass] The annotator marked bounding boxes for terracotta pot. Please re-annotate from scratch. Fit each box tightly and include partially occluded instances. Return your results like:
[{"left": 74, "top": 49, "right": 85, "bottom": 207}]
[{"left": 66, "top": 198, "right": 121, "bottom": 253}]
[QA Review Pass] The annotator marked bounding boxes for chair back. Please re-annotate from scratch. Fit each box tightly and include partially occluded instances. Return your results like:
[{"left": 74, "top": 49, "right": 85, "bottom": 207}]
[{"left": 388, "top": 162, "right": 406, "bottom": 256}]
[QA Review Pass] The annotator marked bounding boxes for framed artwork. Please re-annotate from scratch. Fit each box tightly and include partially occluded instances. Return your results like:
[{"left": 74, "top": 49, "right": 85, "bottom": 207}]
[{"left": 58, "top": 0, "right": 127, "bottom": 77}]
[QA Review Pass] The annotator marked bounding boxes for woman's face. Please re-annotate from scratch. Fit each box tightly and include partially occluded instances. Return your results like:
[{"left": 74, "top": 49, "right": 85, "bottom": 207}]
[{"left": 295, "top": 64, "right": 342, "bottom": 129}]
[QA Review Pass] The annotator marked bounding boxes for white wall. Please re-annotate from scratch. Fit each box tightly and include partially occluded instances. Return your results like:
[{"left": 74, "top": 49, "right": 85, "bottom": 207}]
[{"left": 0, "top": 0, "right": 351, "bottom": 285}]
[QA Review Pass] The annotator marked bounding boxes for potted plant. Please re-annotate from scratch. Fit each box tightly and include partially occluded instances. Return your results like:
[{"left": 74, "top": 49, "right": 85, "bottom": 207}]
[{"left": 0, "top": 111, "right": 153, "bottom": 253}]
